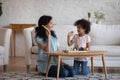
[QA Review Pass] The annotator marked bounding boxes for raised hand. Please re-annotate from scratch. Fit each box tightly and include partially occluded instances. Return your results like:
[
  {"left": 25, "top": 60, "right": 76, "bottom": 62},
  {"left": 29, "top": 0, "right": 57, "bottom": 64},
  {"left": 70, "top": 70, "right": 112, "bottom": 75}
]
[
  {"left": 42, "top": 25, "right": 51, "bottom": 52},
  {"left": 42, "top": 25, "right": 51, "bottom": 35},
  {"left": 68, "top": 31, "right": 74, "bottom": 37}
]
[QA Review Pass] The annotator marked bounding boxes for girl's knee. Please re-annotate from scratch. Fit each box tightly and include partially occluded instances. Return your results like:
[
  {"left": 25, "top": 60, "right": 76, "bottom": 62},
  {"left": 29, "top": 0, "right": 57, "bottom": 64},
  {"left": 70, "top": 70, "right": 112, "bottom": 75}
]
[
  {"left": 81, "top": 61, "right": 91, "bottom": 75},
  {"left": 82, "top": 68, "right": 91, "bottom": 75}
]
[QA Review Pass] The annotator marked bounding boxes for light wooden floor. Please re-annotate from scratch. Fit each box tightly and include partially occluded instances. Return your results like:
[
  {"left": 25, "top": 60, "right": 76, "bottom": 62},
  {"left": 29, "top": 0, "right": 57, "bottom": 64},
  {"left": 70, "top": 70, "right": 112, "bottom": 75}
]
[
  {"left": 0, "top": 57, "right": 35, "bottom": 73},
  {"left": 0, "top": 57, "right": 119, "bottom": 73}
]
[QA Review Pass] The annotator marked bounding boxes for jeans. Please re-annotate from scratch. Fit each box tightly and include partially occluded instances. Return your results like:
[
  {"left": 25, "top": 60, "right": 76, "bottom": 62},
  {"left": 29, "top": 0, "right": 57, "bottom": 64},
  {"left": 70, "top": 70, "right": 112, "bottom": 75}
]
[
  {"left": 74, "top": 60, "right": 91, "bottom": 75},
  {"left": 48, "top": 65, "right": 74, "bottom": 77}
]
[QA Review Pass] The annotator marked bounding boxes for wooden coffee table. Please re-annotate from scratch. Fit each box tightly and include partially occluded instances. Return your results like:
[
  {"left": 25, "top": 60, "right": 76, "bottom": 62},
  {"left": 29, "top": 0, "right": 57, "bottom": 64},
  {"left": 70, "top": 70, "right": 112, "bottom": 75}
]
[{"left": 45, "top": 51, "right": 107, "bottom": 80}]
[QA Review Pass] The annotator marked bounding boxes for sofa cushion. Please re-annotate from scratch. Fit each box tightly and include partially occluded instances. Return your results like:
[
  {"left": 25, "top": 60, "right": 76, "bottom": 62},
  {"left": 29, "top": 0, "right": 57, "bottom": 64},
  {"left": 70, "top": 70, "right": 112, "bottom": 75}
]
[
  {"left": 31, "top": 29, "right": 37, "bottom": 46},
  {"left": 31, "top": 46, "right": 38, "bottom": 54},
  {"left": 31, "top": 46, "right": 38, "bottom": 60},
  {"left": 90, "top": 24, "right": 120, "bottom": 45},
  {"left": 0, "top": 46, "right": 4, "bottom": 55},
  {"left": 31, "top": 53, "right": 38, "bottom": 59},
  {"left": 91, "top": 45, "right": 120, "bottom": 57}
]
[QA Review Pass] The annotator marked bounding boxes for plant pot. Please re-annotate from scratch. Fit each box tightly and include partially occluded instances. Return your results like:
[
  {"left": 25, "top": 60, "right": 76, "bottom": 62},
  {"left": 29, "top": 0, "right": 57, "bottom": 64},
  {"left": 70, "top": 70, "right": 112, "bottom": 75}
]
[{"left": 96, "top": 19, "right": 102, "bottom": 24}]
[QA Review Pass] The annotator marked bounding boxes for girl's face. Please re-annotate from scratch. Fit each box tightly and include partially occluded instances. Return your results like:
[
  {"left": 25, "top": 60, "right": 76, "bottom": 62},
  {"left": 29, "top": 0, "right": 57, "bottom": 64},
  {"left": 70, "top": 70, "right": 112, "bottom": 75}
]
[
  {"left": 46, "top": 20, "right": 53, "bottom": 31},
  {"left": 77, "top": 25, "right": 85, "bottom": 35}
]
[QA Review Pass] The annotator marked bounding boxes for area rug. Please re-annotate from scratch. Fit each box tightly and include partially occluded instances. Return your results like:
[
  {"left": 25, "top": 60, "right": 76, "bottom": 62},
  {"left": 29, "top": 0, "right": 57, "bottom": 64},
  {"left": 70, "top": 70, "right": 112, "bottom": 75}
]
[{"left": 0, "top": 72, "right": 120, "bottom": 80}]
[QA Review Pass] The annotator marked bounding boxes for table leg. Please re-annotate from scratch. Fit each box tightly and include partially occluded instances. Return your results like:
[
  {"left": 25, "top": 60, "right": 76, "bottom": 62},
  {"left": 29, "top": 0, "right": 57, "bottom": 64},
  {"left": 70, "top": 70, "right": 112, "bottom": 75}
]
[
  {"left": 11, "top": 30, "right": 14, "bottom": 57},
  {"left": 91, "top": 57, "right": 94, "bottom": 75},
  {"left": 46, "top": 56, "right": 51, "bottom": 77},
  {"left": 10, "top": 33, "right": 12, "bottom": 57},
  {"left": 57, "top": 56, "right": 61, "bottom": 80},
  {"left": 102, "top": 54, "right": 107, "bottom": 79},
  {"left": 13, "top": 31, "right": 16, "bottom": 57}
]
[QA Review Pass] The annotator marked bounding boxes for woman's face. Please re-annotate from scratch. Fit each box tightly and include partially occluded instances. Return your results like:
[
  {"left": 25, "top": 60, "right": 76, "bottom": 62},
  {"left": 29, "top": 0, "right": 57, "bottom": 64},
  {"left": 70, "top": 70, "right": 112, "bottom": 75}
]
[{"left": 46, "top": 20, "right": 53, "bottom": 31}]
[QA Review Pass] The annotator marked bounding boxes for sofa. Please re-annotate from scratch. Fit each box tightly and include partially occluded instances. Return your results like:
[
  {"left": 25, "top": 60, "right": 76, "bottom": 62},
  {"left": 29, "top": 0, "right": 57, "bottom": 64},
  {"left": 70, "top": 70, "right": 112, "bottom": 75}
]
[
  {"left": 0, "top": 28, "right": 12, "bottom": 72},
  {"left": 54, "top": 24, "right": 120, "bottom": 67},
  {"left": 23, "top": 24, "right": 120, "bottom": 72}
]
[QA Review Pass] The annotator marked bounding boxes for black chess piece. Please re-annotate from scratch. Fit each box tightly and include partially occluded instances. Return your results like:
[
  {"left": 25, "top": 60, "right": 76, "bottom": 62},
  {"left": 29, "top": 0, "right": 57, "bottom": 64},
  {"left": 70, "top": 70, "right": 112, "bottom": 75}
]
[{"left": 79, "top": 47, "right": 84, "bottom": 51}]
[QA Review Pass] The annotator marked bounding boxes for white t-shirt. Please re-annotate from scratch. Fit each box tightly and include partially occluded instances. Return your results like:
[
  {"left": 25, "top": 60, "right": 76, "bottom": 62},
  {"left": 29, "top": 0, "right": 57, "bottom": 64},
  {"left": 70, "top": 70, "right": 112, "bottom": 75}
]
[{"left": 72, "top": 34, "right": 91, "bottom": 61}]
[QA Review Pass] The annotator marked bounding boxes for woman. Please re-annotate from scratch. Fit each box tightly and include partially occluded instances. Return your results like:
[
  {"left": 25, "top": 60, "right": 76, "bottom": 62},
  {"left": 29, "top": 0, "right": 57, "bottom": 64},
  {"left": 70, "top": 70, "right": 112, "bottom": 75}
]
[{"left": 35, "top": 15, "right": 74, "bottom": 77}]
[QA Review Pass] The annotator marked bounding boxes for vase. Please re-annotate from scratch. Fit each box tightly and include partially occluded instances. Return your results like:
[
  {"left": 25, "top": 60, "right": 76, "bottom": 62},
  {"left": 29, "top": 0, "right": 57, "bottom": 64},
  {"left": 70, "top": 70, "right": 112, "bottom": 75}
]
[{"left": 0, "top": 3, "right": 2, "bottom": 16}]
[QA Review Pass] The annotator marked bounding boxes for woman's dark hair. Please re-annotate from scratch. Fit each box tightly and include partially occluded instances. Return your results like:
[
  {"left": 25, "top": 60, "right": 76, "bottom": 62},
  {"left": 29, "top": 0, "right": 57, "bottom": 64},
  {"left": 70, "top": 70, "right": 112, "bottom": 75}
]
[
  {"left": 35, "top": 15, "right": 57, "bottom": 41},
  {"left": 74, "top": 19, "right": 91, "bottom": 34}
]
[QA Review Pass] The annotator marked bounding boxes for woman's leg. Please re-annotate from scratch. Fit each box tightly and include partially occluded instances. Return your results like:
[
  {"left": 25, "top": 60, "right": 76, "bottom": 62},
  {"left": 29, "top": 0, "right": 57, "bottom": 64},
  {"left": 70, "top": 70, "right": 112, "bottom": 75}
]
[
  {"left": 48, "top": 65, "right": 69, "bottom": 77},
  {"left": 59, "top": 66, "right": 69, "bottom": 77},
  {"left": 48, "top": 65, "right": 57, "bottom": 77},
  {"left": 81, "top": 61, "right": 91, "bottom": 75},
  {"left": 74, "top": 60, "right": 81, "bottom": 75},
  {"left": 37, "top": 61, "right": 47, "bottom": 74}
]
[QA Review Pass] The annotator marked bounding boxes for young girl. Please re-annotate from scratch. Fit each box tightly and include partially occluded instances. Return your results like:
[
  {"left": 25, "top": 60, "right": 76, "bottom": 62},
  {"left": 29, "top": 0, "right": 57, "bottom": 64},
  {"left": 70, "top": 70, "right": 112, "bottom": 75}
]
[
  {"left": 35, "top": 15, "right": 74, "bottom": 77},
  {"left": 67, "top": 19, "right": 91, "bottom": 75}
]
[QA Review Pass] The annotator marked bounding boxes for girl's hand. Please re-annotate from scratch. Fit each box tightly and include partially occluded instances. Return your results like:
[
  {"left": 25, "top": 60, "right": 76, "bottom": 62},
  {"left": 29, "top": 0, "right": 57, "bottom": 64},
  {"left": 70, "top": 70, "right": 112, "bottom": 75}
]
[
  {"left": 42, "top": 25, "right": 51, "bottom": 35},
  {"left": 67, "top": 31, "right": 74, "bottom": 46},
  {"left": 84, "top": 48, "right": 89, "bottom": 51},
  {"left": 68, "top": 31, "right": 74, "bottom": 37}
]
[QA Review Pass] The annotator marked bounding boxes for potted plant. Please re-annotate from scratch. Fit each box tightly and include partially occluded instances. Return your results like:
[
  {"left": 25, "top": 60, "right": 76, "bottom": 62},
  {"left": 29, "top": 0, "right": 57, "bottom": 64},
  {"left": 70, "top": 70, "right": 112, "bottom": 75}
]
[
  {"left": 94, "top": 11, "right": 105, "bottom": 24},
  {"left": 0, "top": 2, "right": 3, "bottom": 16}
]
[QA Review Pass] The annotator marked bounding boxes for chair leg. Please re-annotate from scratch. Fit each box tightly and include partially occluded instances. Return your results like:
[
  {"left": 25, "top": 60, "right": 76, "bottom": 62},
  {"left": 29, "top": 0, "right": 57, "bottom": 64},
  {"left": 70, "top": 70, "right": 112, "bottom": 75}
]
[
  {"left": 3, "top": 65, "right": 7, "bottom": 72},
  {"left": 27, "top": 65, "right": 30, "bottom": 73}
]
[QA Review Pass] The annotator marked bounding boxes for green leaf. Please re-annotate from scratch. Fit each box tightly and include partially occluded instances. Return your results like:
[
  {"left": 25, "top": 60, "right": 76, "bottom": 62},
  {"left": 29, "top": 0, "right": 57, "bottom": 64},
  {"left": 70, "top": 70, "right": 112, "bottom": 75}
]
[{"left": 94, "top": 11, "right": 105, "bottom": 21}]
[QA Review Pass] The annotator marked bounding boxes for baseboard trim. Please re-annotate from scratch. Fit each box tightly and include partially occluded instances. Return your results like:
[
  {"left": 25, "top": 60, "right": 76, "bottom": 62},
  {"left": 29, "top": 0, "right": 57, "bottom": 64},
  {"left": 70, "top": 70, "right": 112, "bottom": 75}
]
[{"left": 94, "top": 67, "right": 120, "bottom": 74}]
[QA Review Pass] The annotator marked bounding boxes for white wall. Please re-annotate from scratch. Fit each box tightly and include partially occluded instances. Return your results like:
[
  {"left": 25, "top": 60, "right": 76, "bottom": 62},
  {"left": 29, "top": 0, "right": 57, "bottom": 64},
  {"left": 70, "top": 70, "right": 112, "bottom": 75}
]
[
  {"left": 0, "top": 0, "right": 120, "bottom": 56},
  {"left": 0, "top": 0, "right": 120, "bottom": 26}
]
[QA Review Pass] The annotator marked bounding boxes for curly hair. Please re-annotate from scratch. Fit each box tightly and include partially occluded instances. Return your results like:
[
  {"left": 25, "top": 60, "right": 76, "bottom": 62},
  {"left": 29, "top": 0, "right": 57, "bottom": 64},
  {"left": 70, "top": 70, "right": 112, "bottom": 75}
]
[
  {"left": 74, "top": 19, "right": 91, "bottom": 34},
  {"left": 35, "top": 15, "right": 57, "bottom": 41}
]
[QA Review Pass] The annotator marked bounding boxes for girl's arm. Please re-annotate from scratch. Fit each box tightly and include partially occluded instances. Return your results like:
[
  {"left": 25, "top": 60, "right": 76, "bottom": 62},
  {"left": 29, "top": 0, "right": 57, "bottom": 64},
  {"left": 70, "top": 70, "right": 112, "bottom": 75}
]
[
  {"left": 67, "top": 31, "right": 74, "bottom": 46},
  {"left": 85, "top": 35, "right": 91, "bottom": 51},
  {"left": 67, "top": 36, "right": 74, "bottom": 46},
  {"left": 85, "top": 42, "right": 91, "bottom": 51}
]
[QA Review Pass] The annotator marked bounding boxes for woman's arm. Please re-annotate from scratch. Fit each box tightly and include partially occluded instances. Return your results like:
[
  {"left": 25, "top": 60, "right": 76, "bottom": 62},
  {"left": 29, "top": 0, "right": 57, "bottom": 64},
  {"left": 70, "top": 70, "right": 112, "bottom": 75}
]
[
  {"left": 38, "top": 25, "right": 51, "bottom": 52},
  {"left": 38, "top": 36, "right": 50, "bottom": 52}
]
